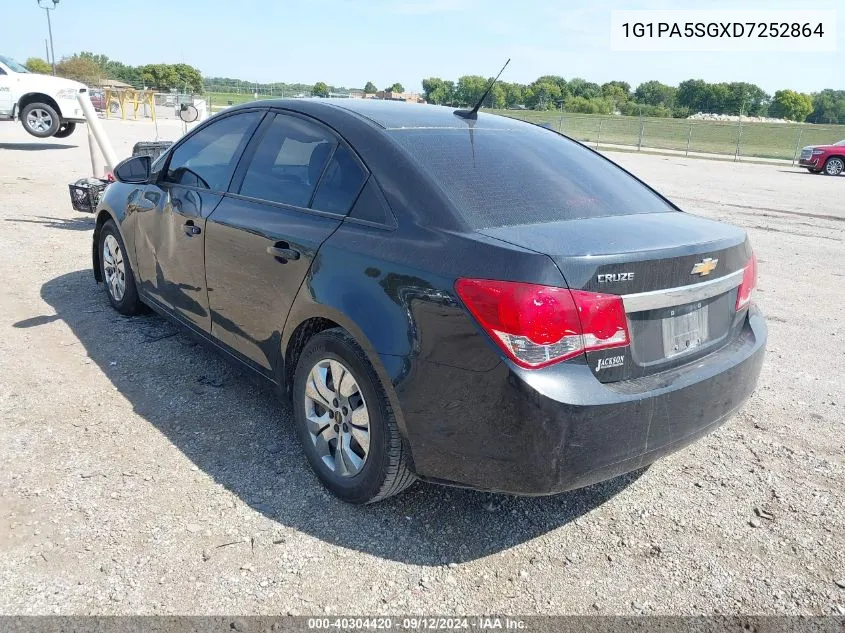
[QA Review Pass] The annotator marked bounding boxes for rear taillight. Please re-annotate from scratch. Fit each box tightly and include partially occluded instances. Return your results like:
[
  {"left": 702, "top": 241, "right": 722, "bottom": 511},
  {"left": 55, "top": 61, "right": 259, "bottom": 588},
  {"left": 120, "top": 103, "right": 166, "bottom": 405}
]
[
  {"left": 735, "top": 252, "right": 757, "bottom": 311},
  {"left": 454, "top": 279, "right": 630, "bottom": 369}
]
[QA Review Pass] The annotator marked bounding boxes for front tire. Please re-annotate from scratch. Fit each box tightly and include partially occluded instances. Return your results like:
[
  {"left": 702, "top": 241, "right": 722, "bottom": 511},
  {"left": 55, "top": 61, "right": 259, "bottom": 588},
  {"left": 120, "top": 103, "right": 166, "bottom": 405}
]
[
  {"left": 98, "top": 220, "right": 144, "bottom": 315},
  {"left": 53, "top": 122, "right": 77, "bottom": 138},
  {"left": 20, "top": 102, "right": 61, "bottom": 138},
  {"left": 823, "top": 157, "right": 844, "bottom": 176},
  {"left": 292, "top": 328, "right": 415, "bottom": 504}
]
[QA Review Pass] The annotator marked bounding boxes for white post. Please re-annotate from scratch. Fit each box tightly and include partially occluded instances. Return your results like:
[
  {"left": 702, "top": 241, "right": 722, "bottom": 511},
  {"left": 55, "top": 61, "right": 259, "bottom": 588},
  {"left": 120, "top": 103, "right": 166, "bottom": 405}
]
[
  {"left": 87, "top": 125, "right": 105, "bottom": 178},
  {"left": 77, "top": 93, "right": 119, "bottom": 171}
]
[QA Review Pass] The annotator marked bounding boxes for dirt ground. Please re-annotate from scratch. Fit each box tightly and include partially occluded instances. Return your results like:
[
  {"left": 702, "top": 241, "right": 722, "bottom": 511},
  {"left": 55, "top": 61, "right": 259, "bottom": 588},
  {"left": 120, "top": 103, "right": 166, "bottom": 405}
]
[{"left": 0, "top": 117, "right": 843, "bottom": 616}]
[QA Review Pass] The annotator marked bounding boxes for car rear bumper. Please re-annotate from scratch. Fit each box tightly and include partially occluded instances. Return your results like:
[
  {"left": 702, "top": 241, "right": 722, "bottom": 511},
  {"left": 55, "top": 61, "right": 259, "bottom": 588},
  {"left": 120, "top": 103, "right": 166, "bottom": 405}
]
[{"left": 393, "top": 307, "right": 766, "bottom": 495}]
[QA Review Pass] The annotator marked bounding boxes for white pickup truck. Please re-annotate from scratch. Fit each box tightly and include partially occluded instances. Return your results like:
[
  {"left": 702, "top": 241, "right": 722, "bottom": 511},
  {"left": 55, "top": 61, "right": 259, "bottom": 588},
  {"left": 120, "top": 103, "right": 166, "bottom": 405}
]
[{"left": 0, "top": 54, "right": 87, "bottom": 138}]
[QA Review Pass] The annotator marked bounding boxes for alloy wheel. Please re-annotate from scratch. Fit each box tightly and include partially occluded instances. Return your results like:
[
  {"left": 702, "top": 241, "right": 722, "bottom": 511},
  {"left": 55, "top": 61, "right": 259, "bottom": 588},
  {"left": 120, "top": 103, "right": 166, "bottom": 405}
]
[
  {"left": 303, "top": 358, "right": 370, "bottom": 477},
  {"left": 26, "top": 108, "right": 54, "bottom": 134},
  {"left": 825, "top": 158, "right": 844, "bottom": 176},
  {"left": 102, "top": 234, "right": 126, "bottom": 302}
]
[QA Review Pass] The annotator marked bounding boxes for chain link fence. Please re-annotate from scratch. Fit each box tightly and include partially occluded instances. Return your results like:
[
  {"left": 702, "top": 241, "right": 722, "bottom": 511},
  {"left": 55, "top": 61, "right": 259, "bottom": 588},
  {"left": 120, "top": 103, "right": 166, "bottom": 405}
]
[{"left": 496, "top": 110, "right": 845, "bottom": 163}]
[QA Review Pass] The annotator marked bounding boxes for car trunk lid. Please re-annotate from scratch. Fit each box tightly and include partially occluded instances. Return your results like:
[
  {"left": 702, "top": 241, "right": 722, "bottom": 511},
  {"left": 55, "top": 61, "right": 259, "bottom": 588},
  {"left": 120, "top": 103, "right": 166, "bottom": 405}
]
[{"left": 479, "top": 212, "right": 752, "bottom": 382}]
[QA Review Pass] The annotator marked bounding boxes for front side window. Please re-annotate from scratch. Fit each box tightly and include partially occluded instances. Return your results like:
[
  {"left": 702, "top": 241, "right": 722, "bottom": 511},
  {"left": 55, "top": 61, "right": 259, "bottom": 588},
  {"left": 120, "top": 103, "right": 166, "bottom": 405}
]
[
  {"left": 238, "top": 114, "right": 337, "bottom": 207},
  {"left": 165, "top": 111, "right": 262, "bottom": 191}
]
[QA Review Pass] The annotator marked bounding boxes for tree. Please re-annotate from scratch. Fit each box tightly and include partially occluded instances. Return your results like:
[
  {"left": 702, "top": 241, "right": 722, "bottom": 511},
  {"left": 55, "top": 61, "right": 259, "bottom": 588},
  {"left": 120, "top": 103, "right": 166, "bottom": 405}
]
[
  {"left": 172, "top": 63, "right": 203, "bottom": 93},
  {"left": 724, "top": 82, "right": 768, "bottom": 116},
  {"left": 768, "top": 90, "right": 813, "bottom": 121},
  {"left": 676, "top": 79, "right": 710, "bottom": 113},
  {"left": 56, "top": 56, "right": 101, "bottom": 85},
  {"left": 364, "top": 81, "right": 377, "bottom": 94},
  {"left": 388, "top": 82, "right": 404, "bottom": 93},
  {"left": 503, "top": 82, "right": 524, "bottom": 108},
  {"left": 455, "top": 75, "right": 487, "bottom": 107},
  {"left": 619, "top": 102, "right": 672, "bottom": 118},
  {"left": 601, "top": 81, "right": 631, "bottom": 109},
  {"left": 489, "top": 83, "right": 506, "bottom": 109},
  {"left": 312, "top": 81, "right": 330, "bottom": 98},
  {"left": 139, "top": 64, "right": 177, "bottom": 91},
  {"left": 806, "top": 89, "right": 845, "bottom": 124},
  {"left": 568, "top": 78, "right": 601, "bottom": 100},
  {"left": 526, "top": 80, "right": 561, "bottom": 110},
  {"left": 422, "top": 77, "right": 455, "bottom": 105},
  {"left": 564, "top": 96, "right": 613, "bottom": 115},
  {"left": 138, "top": 63, "right": 202, "bottom": 92},
  {"left": 24, "top": 57, "right": 52, "bottom": 74},
  {"left": 634, "top": 80, "right": 676, "bottom": 108}
]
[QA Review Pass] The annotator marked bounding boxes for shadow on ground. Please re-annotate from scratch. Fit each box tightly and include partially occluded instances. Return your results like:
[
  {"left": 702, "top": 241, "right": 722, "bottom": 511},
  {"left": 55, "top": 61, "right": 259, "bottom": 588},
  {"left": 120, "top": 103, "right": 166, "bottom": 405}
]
[
  {"left": 0, "top": 142, "right": 77, "bottom": 151},
  {"left": 38, "top": 269, "right": 644, "bottom": 565},
  {"left": 5, "top": 215, "right": 95, "bottom": 231}
]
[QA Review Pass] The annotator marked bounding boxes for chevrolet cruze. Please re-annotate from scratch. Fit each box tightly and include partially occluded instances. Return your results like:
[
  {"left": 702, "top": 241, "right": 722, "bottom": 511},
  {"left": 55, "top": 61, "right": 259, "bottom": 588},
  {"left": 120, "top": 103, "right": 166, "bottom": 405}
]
[{"left": 92, "top": 99, "right": 766, "bottom": 503}]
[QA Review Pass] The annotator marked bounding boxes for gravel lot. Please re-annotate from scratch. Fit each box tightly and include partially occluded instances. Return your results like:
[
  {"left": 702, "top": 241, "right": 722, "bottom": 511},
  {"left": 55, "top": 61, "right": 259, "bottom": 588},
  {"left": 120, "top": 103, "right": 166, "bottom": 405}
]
[{"left": 0, "top": 118, "right": 843, "bottom": 616}]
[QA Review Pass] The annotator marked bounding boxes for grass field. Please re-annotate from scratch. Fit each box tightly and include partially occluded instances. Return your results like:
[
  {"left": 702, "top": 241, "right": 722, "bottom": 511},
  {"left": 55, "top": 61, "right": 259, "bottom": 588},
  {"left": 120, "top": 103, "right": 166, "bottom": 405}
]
[
  {"left": 206, "top": 91, "right": 282, "bottom": 109},
  {"left": 203, "top": 92, "right": 845, "bottom": 162},
  {"left": 490, "top": 109, "right": 845, "bottom": 161}
]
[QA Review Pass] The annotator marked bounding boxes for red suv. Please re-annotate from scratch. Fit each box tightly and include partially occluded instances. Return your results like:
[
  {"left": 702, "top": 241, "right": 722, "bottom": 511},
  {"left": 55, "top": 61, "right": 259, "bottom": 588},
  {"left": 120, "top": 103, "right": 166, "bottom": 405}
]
[
  {"left": 89, "top": 90, "right": 120, "bottom": 115},
  {"left": 799, "top": 140, "right": 845, "bottom": 175}
]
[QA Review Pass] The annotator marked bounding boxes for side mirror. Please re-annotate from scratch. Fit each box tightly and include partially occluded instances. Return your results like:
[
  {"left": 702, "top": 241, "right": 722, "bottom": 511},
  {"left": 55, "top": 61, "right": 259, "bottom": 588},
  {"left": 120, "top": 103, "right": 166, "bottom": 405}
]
[{"left": 113, "top": 155, "right": 151, "bottom": 184}]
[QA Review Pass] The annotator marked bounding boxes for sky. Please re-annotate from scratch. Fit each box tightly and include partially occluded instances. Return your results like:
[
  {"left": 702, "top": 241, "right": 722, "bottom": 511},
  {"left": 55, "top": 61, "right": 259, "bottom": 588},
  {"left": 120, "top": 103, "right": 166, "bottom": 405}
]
[{"left": 1, "top": 0, "right": 842, "bottom": 93}]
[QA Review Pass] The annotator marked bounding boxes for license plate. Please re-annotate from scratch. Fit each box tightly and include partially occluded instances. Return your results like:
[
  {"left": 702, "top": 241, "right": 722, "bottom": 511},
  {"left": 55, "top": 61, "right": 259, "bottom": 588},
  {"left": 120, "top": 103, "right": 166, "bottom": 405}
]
[{"left": 662, "top": 304, "right": 709, "bottom": 358}]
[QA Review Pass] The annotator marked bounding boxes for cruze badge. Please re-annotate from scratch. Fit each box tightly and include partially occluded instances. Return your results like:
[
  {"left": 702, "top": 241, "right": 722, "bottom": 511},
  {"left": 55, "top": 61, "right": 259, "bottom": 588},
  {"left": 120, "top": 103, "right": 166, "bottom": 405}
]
[
  {"left": 691, "top": 258, "right": 718, "bottom": 276},
  {"left": 597, "top": 272, "right": 634, "bottom": 283}
]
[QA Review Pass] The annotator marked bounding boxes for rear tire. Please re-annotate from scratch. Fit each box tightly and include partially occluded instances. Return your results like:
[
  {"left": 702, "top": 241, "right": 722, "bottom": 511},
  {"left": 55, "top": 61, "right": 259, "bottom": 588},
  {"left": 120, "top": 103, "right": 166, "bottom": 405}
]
[
  {"left": 98, "top": 220, "right": 144, "bottom": 315},
  {"left": 53, "top": 122, "right": 77, "bottom": 138},
  {"left": 823, "top": 157, "right": 844, "bottom": 176},
  {"left": 20, "top": 102, "right": 61, "bottom": 138},
  {"left": 292, "top": 328, "right": 416, "bottom": 504}
]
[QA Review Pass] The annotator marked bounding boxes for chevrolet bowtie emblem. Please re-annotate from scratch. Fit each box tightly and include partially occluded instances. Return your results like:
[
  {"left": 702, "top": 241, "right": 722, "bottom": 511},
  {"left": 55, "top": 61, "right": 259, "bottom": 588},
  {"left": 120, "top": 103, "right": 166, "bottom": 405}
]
[{"left": 690, "top": 258, "right": 718, "bottom": 276}]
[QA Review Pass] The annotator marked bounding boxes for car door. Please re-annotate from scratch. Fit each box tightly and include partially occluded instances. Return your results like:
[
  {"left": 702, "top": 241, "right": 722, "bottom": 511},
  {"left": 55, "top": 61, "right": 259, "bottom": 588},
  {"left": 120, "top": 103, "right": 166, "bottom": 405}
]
[
  {"left": 204, "top": 112, "right": 368, "bottom": 373},
  {"left": 133, "top": 110, "right": 264, "bottom": 332},
  {"left": 0, "top": 66, "right": 13, "bottom": 116}
]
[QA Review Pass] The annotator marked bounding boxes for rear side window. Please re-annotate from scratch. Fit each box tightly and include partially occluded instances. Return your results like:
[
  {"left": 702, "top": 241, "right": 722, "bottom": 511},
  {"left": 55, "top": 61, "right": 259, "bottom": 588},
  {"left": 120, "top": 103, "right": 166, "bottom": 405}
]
[
  {"left": 388, "top": 125, "right": 675, "bottom": 229},
  {"left": 239, "top": 113, "right": 336, "bottom": 208},
  {"left": 348, "top": 178, "right": 393, "bottom": 225},
  {"left": 311, "top": 144, "right": 367, "bottom": 213}
]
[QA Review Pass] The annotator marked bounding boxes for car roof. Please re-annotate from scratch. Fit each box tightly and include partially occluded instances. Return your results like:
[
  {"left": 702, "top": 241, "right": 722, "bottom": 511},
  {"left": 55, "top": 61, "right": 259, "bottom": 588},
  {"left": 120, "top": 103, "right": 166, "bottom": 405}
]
[{"left": 231, "top": 98, "right": 523, "bottom": 131}]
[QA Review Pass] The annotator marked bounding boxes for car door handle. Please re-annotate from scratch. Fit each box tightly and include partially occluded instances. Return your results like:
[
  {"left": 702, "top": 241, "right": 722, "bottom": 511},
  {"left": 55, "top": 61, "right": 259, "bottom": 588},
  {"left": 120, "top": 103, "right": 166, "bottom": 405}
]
[
  {"left": 267, "top": 244, "right": 300, "bottom": 262},
  {"left": 184, "top": 220, "right": 201, "bottom": 236}
]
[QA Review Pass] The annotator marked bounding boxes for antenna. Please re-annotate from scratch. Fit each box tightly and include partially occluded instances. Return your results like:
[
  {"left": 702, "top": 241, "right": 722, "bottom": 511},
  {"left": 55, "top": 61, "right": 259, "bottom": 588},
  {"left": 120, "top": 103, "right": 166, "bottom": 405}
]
[{"left": 454, "top": 58, "right": 510, "bottom": 120}]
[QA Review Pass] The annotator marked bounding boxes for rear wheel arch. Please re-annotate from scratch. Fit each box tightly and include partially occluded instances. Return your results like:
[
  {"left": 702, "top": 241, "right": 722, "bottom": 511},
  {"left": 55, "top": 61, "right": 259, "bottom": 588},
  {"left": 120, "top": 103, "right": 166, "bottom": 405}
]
[
  {"left": 283, "top": 316, "right": 343, "bottom": 397},
  {"left": 281, "top": 308, "right": 412, "bottom": 448}
]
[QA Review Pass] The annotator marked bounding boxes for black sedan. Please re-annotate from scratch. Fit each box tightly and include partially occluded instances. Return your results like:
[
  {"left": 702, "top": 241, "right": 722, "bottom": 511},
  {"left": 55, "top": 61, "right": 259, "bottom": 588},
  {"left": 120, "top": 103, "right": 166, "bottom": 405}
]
[{"left": 93, "top": 99, "right": 766, "bottom": 504}]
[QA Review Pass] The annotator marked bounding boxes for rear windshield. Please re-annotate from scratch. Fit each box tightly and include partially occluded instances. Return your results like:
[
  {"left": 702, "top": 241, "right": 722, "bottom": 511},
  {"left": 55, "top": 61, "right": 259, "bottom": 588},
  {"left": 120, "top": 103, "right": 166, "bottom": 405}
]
[{"left": 388, "top": 125, "right": 675, "bottom": 229}]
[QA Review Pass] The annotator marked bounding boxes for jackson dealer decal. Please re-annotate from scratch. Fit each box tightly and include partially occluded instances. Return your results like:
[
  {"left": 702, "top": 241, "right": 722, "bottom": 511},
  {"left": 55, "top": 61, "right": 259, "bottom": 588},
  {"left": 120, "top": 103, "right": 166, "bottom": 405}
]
[{"left": 597, "top": 355, "right": 625, "bottom": 371}]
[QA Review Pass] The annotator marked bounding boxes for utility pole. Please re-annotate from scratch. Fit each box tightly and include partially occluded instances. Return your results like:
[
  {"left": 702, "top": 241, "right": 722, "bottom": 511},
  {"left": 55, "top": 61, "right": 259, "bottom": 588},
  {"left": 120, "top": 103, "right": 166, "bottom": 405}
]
[{"left": 37, "top": 0, "right": 60, "bottom": 76}]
